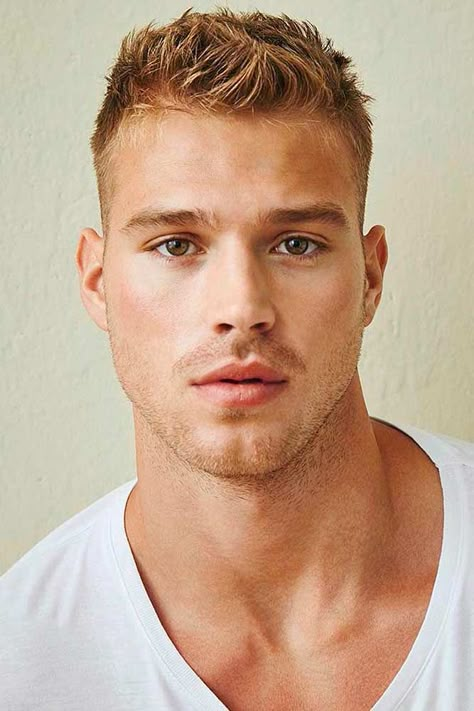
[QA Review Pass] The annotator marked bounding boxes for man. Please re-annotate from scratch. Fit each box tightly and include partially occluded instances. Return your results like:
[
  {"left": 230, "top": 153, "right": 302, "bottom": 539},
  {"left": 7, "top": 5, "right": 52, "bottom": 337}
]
[{"left": 1, "top": 7, "right": 472, "bottom": 710}]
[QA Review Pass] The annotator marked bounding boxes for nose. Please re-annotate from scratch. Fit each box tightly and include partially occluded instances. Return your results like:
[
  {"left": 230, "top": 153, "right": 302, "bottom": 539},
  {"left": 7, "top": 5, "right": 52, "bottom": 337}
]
[{"left": 202, "top": 243, "right": 276, "bottom": 336}]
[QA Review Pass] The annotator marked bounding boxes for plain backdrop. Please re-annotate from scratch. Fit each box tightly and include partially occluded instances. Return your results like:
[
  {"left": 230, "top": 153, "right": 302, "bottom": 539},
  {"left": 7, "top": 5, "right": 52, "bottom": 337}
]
[{"left": 1, "top": 0, "right": 473, "bottom": 574}]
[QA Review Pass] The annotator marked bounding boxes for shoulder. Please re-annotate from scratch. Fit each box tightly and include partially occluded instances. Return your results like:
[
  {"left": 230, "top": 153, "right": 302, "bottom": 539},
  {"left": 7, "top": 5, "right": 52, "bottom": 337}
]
[
  {"left": 412, "top": 427, "right": 474, "bottom": 467},
  {"left": 401, "top": 423, "right": 474, "bottom": 497},
  {"left": 0, "top": 478, "right": 134, "bottom": 611},
  {"left": 372, "top": 416, "right": 474, "bottom": 470},
  {"left": 0, "top": 479, "right": 135, "bottom": 707}
]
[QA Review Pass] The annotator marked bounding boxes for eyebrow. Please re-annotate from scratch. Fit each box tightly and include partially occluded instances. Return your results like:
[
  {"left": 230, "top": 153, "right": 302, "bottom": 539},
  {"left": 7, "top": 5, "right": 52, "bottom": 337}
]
[{"left": 120, "top": 201, "right": 350, "bottom": 235}]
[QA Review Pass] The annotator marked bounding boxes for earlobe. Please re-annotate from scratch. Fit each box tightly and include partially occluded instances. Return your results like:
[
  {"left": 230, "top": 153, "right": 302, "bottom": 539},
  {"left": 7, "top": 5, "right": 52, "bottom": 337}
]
[
  {"left": 75, "top": 228, "right": 108, "bottom": 332},
  {"left": 362, "top": 225, "right": 388, "bottom": 328}
]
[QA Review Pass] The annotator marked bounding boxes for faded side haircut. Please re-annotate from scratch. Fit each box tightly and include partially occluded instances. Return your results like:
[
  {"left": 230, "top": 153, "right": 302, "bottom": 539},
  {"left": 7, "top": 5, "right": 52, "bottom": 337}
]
[{"left": 90, "top": 6, "right": 374, "bottom": 236}]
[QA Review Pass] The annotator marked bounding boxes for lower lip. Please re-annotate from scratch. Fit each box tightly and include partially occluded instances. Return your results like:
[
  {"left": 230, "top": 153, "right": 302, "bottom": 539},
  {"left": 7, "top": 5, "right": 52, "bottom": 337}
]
[{"left": 192, "top": 381, "right": 287, "bottom": 407}]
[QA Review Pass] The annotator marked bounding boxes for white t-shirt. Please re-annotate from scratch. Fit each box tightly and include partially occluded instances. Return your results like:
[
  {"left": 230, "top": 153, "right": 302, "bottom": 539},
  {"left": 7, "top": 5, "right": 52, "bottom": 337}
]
[{"left": 1, "top": 418, "right": 473, "bottom": 710}]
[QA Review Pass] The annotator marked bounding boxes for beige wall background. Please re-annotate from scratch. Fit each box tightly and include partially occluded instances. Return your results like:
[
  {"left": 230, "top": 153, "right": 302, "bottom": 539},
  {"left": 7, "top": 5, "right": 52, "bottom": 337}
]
[{"left": 1, "top": 0, "right": 473, "bottom": 574}]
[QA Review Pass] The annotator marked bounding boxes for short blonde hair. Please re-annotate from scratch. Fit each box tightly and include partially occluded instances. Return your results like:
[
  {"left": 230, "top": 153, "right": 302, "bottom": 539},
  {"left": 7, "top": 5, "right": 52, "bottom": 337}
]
[{"left": 91, "top": 7, "right": 374, "bottom": 235}]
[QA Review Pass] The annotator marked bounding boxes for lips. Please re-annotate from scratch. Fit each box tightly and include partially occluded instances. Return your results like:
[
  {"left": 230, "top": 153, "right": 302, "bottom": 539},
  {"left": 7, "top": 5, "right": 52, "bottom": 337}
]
[
  {"left": 192, "top": 361, "right": 287, "bottom": 386},
  {"left": 192, "top": 379, "right": 287, "bottom": 408}
]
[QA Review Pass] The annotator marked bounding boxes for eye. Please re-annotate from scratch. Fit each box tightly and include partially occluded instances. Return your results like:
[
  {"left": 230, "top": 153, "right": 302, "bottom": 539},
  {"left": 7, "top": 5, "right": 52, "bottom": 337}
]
[
  {"left": 274, "top": 235, "right": 325, "bottom": 259},
  {"left": 149, "top": 234, "right": 326, "bottom": 261},
  {"left": 153, "top": 238, "right": 197, "bottom": 258}
]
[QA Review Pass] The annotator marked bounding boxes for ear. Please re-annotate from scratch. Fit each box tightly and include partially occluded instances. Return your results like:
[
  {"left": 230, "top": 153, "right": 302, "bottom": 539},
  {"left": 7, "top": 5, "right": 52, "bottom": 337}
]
[
  {"left": 362, "top": 224, "right": 388, "bottom": 328},
  {"left": 75, "top": 228, "right": 108, "bottom": 332}
]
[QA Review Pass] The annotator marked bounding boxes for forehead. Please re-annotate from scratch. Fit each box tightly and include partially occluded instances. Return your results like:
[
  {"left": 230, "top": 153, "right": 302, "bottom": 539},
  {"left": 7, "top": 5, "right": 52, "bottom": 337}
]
[{"left": 108, "top": 111, "right": 358, "bottom": 232}]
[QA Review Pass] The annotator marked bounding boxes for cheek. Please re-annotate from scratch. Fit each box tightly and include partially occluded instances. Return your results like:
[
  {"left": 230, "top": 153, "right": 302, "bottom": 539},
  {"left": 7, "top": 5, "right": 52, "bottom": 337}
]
[
  {"left": 105, "top": 258, "right": 187, "bottom": 360},
  {"left": 109, "top": 258, "right": 170, "bottom": 325},
  {"left": 330, "top": 269, "right": 362, "bottom": 315},
  {"left": 106, "top": 251, "right": 363, "bottom": 345},
  {"left": 298, "top": 261, "right": 363, "bottom": 332}
]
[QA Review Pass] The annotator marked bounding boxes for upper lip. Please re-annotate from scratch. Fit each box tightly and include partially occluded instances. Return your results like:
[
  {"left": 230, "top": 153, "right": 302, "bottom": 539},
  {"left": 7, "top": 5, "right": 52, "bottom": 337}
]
[{"left": 192, "top": 361, "right": 287, "bottom": 385}]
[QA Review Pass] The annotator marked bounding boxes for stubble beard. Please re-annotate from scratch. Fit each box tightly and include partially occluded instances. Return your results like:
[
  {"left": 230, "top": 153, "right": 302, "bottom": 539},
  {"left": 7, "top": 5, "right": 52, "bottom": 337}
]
[{"left": 106, "top": 294, "right": 367, "bottom": 495}]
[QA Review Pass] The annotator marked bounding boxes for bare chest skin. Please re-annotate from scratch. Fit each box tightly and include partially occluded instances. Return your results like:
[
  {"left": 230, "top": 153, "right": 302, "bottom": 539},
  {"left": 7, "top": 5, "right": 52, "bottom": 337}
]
[
  {"left": 128, "top": 420, "right": 443, "bottom": 710},
  {"left": 183, "top": 588, "right": 436, "bottom": 710},
  {"left": 186, "top": 424, "right": 443, "bottom": 710}
]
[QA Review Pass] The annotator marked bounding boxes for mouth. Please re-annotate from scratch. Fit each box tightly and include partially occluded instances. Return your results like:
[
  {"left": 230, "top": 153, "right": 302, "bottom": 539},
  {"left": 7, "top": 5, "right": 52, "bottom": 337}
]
[
  {"left": 192, "top": 378, "right": 287, "bottom": 407},
  {"left": 219, "top": 378, "right": 266, "bottom": 383}
]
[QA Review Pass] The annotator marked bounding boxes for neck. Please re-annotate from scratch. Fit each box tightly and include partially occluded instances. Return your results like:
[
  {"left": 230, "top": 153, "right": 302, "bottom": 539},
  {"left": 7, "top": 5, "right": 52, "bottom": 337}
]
[{"left": 125, "top": 378, "right": 397, "bottom": 653}]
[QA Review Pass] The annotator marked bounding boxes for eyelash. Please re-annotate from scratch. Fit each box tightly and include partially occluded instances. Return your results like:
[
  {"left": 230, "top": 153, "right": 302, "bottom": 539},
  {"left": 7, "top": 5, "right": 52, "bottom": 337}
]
[{"left": 147, "top": 236, "right": 328, "bottom": 263}]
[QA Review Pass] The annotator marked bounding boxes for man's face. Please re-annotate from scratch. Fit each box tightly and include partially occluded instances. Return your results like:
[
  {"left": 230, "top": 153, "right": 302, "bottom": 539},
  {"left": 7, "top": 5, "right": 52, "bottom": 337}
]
[{"left": 94, "top": 112, "right": 376, "bottom": 482}]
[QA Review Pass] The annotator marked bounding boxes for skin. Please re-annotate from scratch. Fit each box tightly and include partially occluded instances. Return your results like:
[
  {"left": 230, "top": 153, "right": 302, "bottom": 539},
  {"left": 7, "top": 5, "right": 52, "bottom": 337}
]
[{"left": 76, "top": 111, "right": 443, "bottom": 709}]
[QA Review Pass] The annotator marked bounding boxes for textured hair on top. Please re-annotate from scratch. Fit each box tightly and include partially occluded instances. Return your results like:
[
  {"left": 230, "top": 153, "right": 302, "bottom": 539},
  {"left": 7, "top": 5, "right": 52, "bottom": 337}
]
[{"left": 90, "top": 6, "right": 374, "bottom": 236}]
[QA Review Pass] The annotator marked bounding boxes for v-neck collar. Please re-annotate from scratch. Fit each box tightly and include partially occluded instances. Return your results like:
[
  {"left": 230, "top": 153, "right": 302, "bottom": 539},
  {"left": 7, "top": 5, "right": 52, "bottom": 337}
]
[{"left": 109, "top": 418, "right": 465, "bottom": 710}]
